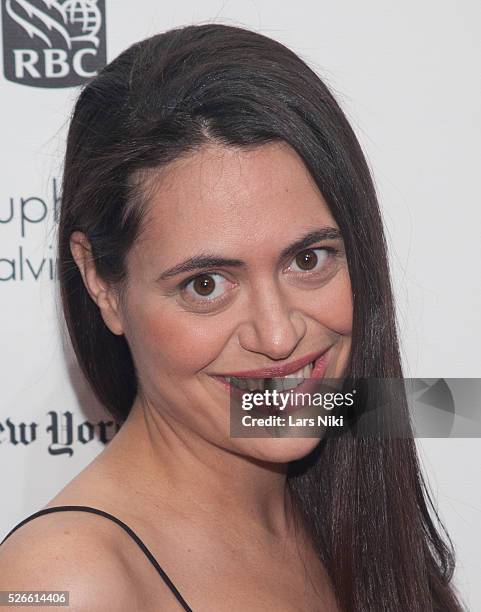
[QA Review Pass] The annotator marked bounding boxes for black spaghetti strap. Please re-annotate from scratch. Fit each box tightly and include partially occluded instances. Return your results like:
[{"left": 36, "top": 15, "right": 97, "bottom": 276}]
[{"left": 0, "top": 505, "right": 193, "bottom": 612}]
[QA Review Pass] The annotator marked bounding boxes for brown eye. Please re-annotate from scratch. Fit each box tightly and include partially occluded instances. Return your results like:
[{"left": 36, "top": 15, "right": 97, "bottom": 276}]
[
  {"left": 181, "top": 272, "right": 232, "bottom": 304},
  {"left": 295, "top": 249, "right": 319, "bottom": 271},
  {"left": 193, "top": 274, "right": 216, "bottom": 296},
  {"left": 289, "top": 247, "right": 331, "bottom": 274}
]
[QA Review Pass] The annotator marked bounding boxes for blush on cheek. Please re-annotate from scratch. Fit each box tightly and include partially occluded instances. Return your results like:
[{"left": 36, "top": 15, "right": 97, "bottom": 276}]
[
  {"left": 131, "top": 306, "right": 227, "bottom": 375},
  {"left": 330, "top": 297, "right": 353, "bottom": 336},
  {"left": 308, "top": 272, "right": 353, "bottom": 337},
  {"left": 329, "top": 270, "right": 353, "bottom": 335}
]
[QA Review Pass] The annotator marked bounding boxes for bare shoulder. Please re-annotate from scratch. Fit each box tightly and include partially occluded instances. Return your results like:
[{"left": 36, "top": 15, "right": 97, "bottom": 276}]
[{"left": 0, "top": 510, "right": 143, "bottom": 611}]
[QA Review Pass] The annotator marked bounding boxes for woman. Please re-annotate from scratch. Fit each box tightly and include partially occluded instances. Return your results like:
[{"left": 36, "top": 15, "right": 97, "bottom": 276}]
[{"left": 0, "top": 23, "right": 464, "bottom": 611}]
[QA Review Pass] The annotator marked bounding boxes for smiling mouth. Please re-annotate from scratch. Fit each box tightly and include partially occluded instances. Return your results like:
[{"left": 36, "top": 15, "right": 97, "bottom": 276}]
[
  {"left": 225, "top": 360, "right": 315, "bottom": 392},
  {"left": 212, "top": 348, "right": 331, "bottom": 393}
]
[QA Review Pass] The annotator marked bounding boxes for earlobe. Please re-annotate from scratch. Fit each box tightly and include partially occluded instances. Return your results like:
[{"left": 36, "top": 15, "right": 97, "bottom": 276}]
[
  {"left": 69, "top": 231, "right": 125, "bottom": 336},
  {"left": 96, "top": 289, "right": 125, "bottom": 336}
]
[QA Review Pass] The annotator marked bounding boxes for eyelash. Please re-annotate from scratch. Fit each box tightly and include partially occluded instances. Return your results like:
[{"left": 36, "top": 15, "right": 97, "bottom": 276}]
[{"left": 178, "top": 247, "right": 341, "bottom": 307}]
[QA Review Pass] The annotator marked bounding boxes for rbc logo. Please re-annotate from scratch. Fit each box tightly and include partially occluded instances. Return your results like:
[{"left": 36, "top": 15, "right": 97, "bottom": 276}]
[{"left": 1, "top": 0, "right": 106, "bottom": 87}]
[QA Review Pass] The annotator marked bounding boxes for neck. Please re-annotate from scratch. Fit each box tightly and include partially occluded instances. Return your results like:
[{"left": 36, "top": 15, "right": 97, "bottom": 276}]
[{"left": 103, "top": 395, "right": 300, "bottom": 542}]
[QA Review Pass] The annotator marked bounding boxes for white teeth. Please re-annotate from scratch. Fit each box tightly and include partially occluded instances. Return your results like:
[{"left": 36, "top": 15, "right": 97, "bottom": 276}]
[
  {"left": 302, "top": 362, "right": 314, "bottom": 378},
  {"left": 282, "top": 377, "right": 301, "bottom": 391},
  {"left": 268, "top": 378, "right": 285, "bottom": 391},
  {"left": 284, "top": 362, "right": 314, "bottom": 379},
  {"left": 230, "top": 376, "right": 248, "bottom": 389},
  {"left": 226, "top": 360, "right": 315, "bottom": 391}
]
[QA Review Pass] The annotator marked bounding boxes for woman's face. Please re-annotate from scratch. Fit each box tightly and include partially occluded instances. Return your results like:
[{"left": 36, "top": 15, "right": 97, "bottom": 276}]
[{"left": 115, "top": 141, "right": 352, "bottom": 462}]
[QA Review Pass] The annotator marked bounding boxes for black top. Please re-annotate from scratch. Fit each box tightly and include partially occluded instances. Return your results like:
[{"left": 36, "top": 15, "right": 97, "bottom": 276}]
[{"left": 0, "top": 505, "right": 193, "bottom": 612}]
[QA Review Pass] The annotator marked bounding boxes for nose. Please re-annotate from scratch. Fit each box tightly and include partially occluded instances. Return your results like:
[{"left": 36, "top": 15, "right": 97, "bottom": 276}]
[{"left": 237, "top": 281, "right": 307, "bottom": 361}]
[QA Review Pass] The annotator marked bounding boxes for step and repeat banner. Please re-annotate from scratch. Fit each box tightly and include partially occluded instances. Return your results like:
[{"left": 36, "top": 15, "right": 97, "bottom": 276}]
[
  {"left": 1, "top": 0, "right": 123, "bottom": 530},
  {"left": 1, "top": 1, "right": 480, "bottom": 608}
]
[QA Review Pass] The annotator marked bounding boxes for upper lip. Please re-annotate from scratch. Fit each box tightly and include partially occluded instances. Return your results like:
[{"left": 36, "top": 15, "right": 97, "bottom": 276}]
[{"left": 212, "top": 347, "right": 330, "bottom": 378}]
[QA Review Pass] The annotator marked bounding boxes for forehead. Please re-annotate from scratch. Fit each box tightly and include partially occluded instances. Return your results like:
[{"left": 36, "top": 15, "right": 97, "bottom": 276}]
[{"left": 133, "top": 142, "right": 337, "bottom": 260}]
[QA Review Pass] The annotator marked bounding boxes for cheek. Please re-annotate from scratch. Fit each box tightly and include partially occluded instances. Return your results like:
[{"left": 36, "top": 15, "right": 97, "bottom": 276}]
[
  {"left": 125, "top": 302, "right": 227, "bottom": 375},
  {"left": 308, "top": 268, "right": 353, "bottom": 335}
]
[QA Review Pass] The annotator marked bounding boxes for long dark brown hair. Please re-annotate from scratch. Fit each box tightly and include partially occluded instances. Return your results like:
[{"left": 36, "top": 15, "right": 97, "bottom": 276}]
[{"left": 57, "top": 23, "right": 465, "bottom": 611}]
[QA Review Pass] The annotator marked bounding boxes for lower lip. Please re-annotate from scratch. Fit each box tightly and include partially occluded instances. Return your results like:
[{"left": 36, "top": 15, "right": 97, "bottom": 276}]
[{"left": 211, "top": 348, "right": 331, "bottom": 413}]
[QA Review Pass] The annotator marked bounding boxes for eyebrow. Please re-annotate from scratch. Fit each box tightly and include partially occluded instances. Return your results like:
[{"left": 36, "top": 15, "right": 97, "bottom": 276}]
[{"left": 157, "top": 227, "right": 343, "bottom": 281}]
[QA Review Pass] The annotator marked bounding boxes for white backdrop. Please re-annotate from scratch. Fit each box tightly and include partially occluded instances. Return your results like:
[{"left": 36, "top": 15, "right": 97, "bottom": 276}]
[{"left": 1, "top": 1, "right": 480, "bottom": 609}]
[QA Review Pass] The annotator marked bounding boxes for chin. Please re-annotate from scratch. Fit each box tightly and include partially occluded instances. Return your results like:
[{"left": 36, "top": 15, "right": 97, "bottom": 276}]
[{"left": 238, "top": 435, "right": 323, "bottom": 464}]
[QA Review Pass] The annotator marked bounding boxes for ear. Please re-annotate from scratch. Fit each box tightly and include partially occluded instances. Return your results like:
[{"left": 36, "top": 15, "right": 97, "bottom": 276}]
[{"left": 69, "top": 231, "right": 125, "bottom": 336}]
